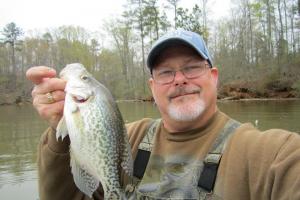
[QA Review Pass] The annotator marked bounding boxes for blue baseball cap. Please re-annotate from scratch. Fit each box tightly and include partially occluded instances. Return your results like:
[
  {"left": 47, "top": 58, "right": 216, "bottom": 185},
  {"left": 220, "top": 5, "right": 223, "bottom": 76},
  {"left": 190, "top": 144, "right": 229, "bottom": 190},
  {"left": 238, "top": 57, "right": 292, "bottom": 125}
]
[{"left": 147, "top": 29, "right": 213, "bottom": 73}]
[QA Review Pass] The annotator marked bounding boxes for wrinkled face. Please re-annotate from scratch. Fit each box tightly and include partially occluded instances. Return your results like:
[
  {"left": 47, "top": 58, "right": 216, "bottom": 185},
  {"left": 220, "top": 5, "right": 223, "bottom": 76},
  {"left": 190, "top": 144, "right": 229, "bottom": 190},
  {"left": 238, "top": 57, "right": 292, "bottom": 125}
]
[{"left": 149, "top": 44, "right": 218, "bottom": 123}]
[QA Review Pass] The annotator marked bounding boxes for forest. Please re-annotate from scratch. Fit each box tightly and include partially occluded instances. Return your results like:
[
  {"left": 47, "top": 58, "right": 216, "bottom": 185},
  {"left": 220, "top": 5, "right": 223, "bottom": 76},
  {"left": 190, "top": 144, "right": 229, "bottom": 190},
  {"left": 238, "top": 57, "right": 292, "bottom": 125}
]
[{"left": 0, "top": 0, "right": 300, "bottom": 104}]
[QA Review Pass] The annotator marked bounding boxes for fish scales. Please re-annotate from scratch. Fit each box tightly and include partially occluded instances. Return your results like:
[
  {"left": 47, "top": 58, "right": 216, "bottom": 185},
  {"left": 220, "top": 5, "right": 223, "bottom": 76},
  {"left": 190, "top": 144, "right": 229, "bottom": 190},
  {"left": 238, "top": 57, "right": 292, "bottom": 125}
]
[{"left": 56, "top": 63, "right": 133, "bottom": 199}]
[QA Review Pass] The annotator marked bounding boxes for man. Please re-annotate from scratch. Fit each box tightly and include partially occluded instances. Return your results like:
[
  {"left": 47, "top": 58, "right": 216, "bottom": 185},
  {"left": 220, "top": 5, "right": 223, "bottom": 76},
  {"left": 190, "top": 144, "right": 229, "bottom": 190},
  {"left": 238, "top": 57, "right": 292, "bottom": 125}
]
[{"left": 27, "top": 29, "right": 300, "bottom": 200}]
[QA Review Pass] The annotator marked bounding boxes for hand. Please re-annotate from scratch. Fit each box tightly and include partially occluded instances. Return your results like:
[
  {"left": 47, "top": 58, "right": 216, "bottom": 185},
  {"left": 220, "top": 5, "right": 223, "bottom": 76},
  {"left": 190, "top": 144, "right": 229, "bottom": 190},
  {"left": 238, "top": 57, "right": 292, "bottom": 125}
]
[{"left": 26, "top": 66, "right": 66, "bottom": 129}]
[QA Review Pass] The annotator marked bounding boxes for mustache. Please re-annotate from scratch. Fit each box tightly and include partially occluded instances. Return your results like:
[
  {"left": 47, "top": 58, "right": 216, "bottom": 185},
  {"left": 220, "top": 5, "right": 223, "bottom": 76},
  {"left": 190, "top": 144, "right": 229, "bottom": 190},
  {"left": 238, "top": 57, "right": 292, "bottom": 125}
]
[{"left": 168, "top": 87, "right": 201, "bottom": 99}]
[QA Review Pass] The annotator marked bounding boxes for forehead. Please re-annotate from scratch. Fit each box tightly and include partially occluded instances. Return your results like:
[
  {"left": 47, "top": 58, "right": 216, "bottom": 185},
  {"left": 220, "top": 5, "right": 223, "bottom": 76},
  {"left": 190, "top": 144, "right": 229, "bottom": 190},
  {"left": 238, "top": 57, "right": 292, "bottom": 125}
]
[{"left": 153, "top": 44, "right": 204, "bottom": 68}]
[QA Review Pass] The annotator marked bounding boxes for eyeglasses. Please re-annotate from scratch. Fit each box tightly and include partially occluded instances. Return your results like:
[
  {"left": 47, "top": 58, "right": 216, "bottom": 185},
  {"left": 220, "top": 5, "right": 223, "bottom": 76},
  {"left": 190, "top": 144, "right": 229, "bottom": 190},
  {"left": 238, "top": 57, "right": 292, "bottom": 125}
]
[{"left": 152, "top": 62, "right": 211, "bottom": 84}]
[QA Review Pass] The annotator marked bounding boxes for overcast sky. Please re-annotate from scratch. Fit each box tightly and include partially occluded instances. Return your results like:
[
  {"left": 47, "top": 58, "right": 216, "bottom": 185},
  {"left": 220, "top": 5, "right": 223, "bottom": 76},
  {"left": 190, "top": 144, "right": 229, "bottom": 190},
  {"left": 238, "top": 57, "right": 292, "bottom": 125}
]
[{"left": 0, "top": 0, "right": 232, "bottom": 33}]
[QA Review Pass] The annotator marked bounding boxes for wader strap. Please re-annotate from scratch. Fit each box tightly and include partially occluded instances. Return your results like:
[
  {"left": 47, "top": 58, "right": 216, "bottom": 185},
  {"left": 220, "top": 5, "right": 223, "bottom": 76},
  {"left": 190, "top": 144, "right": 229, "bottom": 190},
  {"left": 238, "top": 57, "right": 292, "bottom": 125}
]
[
  {"left": 198, "top": 119, "right": 241, "bottom": 192},
  {"left": 133, "top": 119, "right": 161, "bottom": 179},
  {"left": 133, "top": 149, "right": 150, "bottom": 179},
  {"left": 133, "top": 118, "right": 241, "bottom": 194}
]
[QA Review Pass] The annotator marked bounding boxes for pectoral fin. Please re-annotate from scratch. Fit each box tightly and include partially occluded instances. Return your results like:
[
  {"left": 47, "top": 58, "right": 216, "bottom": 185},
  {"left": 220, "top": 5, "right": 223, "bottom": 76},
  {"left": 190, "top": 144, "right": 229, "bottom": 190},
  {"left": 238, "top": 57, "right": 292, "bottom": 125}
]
[
  {"left": 56, "top": 117, "right": 69, "bottom": 141},
  {"left": 70, "top": 154, "right": 99, "bottom": 198}
]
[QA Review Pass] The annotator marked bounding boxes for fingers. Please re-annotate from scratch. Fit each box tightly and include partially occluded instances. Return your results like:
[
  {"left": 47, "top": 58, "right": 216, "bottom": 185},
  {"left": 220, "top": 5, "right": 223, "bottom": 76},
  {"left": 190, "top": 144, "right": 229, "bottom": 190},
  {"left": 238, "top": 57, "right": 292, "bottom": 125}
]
[
  {"left": 32, "top": 78, "right": 66, "bottom": 97},
  {"left": 36, "top": 100, "right": 65, "bottom": 129},
  {"left": 26, "top": 66, "right": 57, "bottom": 84},
  {"left": 33, "top": 92, "right": 65, "bottom": 129},
  {"left": 37, "top": 101, "right": 65, "bottom": 119},
  {"left": 33, "top": 90, "right": 66, "bottom": 105},
  {"left": 31, "top": 78, "right": 66, "bottom": 129},
  {"left": 27, "top": 66, "right": 67, "bottom": 129}
]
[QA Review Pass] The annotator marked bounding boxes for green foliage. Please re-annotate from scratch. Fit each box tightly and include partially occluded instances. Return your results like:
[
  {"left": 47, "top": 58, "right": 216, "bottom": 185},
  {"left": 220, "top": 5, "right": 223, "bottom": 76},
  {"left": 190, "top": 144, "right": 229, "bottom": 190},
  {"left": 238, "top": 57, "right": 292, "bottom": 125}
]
[
  {"left": 1, "top": 22, "right": 23, "bottom": 89},
  {"left": 0, "top": 75, "right": 10, "bottom": 83},
  {"left": 1, "top": 22, "right": 23, "bottom": 45},
  {"left": 176, "top": 5, "right": 207, "bottom": 38},
  {"left": 1, "top": 0, "right": 300, "bottom": 100},
  {"left": 142, "top": 0, "right": 171, "bottom": 42},
  {"left": 250, "top": 2, "right": 263, "bottom": 18},
  {"left": 0, "top": 46, "right": 10, "bottom": 74}
]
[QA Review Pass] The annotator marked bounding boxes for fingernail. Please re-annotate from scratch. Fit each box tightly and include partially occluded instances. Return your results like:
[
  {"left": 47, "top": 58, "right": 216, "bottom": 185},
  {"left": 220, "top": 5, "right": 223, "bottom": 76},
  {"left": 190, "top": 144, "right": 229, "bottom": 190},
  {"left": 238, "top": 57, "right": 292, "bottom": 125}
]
[{"left": 48, "top": 69, "right": 56, "bottom": 73}]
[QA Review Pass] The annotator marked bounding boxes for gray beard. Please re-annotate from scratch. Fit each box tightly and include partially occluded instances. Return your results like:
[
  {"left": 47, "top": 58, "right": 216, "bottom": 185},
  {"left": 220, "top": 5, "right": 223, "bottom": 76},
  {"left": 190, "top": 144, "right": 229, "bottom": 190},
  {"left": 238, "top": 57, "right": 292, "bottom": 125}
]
[{"left": 168, "top": 98, "right": 205, "bottom": 122}]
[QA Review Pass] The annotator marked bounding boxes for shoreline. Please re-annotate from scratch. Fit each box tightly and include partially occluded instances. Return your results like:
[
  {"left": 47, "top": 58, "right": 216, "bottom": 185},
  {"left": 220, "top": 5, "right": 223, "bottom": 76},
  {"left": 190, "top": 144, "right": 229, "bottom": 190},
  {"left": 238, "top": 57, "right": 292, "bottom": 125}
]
[
  {"left": 1, "top": 95, "right": 300, "bottom": 106},
  {"left": 217, "top": 97, "right": 300, "bottom": 102}
]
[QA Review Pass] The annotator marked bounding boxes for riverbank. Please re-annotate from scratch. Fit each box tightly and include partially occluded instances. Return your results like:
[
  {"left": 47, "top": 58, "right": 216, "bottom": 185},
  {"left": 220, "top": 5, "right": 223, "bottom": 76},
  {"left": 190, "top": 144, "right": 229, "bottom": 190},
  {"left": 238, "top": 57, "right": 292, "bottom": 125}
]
[
  {"left": 217, "top": 89, "right": 298, "bottom": 101},
  {"left": 0, "top": 82, "right": 299, "bottom": 105},
  {"left": 1, "top": 92, "right": 300, "bottom": 105},
  {"left": 217, "top": 80, "right": 299, "bottom": 100},
  {"left": 0, "top": 91, "right": 32, "bottom": 105}
]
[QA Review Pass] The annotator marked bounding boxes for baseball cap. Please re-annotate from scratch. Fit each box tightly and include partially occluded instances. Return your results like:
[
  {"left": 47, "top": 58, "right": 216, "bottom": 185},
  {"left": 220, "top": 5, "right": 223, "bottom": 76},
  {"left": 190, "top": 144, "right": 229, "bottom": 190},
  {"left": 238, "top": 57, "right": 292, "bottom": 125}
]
[{"left": 147, "top": 29, "right": 213, "bottom": 73}]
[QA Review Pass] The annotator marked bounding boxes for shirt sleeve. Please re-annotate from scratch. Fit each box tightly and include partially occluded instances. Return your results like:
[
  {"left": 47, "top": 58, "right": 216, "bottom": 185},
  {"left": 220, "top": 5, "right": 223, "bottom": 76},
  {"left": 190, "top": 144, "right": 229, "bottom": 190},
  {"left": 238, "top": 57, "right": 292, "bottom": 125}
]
[
  {"left": 267, "top": 131, "right": 300, "bottom": 199},
  {"left": 216, "top": 124, "right": 300, "bottom": 200}
]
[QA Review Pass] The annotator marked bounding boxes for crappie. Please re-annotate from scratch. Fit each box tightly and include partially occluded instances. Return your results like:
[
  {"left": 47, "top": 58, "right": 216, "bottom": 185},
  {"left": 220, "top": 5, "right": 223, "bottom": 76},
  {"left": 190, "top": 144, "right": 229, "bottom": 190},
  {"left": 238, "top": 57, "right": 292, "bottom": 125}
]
[{"left": 56, "top": 63, "right": 133, "bottom": 199}]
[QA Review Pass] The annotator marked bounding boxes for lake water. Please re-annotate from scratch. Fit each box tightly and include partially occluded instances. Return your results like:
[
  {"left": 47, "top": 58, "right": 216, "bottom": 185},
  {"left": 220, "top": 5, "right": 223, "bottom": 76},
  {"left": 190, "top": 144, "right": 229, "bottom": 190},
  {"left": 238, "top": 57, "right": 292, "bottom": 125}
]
[{"left": 0, "top": 100, "right": 300, "bottom": 199}]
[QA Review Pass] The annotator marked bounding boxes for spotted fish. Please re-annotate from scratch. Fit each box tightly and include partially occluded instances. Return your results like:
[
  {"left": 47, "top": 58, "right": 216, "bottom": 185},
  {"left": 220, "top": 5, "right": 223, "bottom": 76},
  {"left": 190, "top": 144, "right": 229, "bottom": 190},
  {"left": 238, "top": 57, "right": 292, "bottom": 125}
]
[{"left": 56, "top": 63, "right": 133, "bottom": 199}]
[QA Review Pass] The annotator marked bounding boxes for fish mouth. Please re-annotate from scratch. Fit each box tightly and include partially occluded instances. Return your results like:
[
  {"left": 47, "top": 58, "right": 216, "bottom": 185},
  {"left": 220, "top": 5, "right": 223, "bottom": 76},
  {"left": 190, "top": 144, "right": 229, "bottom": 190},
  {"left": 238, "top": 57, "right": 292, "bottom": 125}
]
[
  {"left": 67, "top": 87, "right": 93, "bottom": 104},
  {"left": 72, "top": 95, "right": 90, "bottom": 103},
  {"left": 71, "top": 94, "right": 92, "bottom": 104}
]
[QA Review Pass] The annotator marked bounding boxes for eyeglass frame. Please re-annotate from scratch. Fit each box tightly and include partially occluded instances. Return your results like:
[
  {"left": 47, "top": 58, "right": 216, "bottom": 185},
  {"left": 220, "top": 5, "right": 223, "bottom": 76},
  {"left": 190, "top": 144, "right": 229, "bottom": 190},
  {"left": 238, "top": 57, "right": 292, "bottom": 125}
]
[{"left": 151, "top": 61, "right": 211, "bottom": 85}]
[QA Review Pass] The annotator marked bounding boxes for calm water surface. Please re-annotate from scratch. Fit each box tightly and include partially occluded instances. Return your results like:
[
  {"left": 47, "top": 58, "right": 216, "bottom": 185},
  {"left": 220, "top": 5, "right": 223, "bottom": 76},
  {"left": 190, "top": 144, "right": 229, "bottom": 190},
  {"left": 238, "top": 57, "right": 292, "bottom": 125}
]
[{"left": 0, "top": 100, "right": 299, "bottom": 199}]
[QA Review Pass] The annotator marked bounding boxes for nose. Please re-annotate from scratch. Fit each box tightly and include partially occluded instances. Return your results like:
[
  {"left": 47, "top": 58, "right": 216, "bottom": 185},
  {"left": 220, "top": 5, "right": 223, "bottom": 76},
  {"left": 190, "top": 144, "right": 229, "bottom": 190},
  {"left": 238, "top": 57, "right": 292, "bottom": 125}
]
[{"left": 173, "top": 71, "right": 187, "bottom": 85}]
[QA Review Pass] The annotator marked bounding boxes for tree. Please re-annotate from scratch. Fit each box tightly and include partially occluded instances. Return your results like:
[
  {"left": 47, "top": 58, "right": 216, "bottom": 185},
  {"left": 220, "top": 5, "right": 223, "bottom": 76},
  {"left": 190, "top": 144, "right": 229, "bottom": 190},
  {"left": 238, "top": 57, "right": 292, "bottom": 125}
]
[
  {"left": 90, "top": 38, "right": 101, "bottom": 72},
  {"left": 50, "top": 26, "right": 93, "bottom": 71},
  {"left": 167, "top": 0, "right": 181, "bottom": 28},
  {"left": 0, "top": 0, "right": 299, "bottom": 100},
  {"left": 126, "top": 0, "right": 148, "bottom": 95},
  {"left": 106, "top": 19, "right": 134, "bottom": 80},
  {"left": 143, "top": 0, "right": 171, "bottom": 44},
  {"left": 176, "top": 5, "right": 206, "bottom": 38},
  {"left": 2, "top": 22, "right": 23, "bottom": 74},
  {"left": 264, "top": 0, "right": 275, "bottom": 57},
  {"left": 200, "top": 0, "right": 208, "bottom": 31},
  {"left": 143, "top": 0, "right": 160, "bottom": 41},
  {"left": 1, "top": 22, "right": 23, "bottom": 88},
  {"left": 42, "top": 32, "right": 54, "bottom": 66},
  {"left": 0, "top": 42, "right": 10, "bottom": 74}
]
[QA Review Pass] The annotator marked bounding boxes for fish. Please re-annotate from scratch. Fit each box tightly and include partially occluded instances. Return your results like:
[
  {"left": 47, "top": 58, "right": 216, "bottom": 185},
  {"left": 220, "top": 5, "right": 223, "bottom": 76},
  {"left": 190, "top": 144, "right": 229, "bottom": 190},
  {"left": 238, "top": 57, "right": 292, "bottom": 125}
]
[{"left": 56, "top": 63, "right": 133, "bottom": 199}]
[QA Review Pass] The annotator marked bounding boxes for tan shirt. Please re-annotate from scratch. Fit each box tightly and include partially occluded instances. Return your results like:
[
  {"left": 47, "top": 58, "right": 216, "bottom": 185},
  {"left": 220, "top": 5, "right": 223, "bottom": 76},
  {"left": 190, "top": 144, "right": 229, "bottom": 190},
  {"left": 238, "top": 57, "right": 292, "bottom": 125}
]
[{"left": 37, "top": 111, "right": 300, "bottom": 200}]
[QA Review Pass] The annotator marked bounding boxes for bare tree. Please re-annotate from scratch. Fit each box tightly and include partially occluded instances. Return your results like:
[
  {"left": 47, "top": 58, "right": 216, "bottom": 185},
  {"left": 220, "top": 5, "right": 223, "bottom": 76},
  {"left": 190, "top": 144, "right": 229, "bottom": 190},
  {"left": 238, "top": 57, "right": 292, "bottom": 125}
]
[{"left": 167, "top": 0, "right": 181, "bottom": 28}]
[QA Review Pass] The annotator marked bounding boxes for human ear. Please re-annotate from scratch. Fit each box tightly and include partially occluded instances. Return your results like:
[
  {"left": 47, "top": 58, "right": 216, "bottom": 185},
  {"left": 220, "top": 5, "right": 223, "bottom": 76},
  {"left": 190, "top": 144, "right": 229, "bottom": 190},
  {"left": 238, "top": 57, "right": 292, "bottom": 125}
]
[
  {"left": 210, "top": 67, "right": 219, "bottom": 86},
  {"left": 148, "top": 78, "right": 155, "bottom": 93}
]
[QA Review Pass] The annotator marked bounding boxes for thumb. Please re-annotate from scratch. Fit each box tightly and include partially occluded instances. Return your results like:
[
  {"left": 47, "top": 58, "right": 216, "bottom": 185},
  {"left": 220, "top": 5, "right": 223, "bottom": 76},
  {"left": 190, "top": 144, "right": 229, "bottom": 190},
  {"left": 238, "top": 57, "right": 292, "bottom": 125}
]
[{"left": 26, "top": 66, "right": 57, "bottom": 84}]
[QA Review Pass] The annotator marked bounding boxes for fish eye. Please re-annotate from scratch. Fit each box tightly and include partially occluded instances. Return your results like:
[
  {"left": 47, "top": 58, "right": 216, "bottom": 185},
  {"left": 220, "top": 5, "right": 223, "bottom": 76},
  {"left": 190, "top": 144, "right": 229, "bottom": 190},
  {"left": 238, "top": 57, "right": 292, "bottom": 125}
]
[{"left": 81, "top": 75, "right": 89, "bottom": 81}]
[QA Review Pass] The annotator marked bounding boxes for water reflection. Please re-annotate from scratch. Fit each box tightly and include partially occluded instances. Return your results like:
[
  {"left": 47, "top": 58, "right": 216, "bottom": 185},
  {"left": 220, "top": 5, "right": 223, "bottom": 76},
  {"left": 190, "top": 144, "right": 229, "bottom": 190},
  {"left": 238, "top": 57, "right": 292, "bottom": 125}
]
[
  {"left": 118, "top": 101, "right": 160, "bottom": 123},
  {"left": 218, "top": 100, "right": 300, "bottom": 133},
  {"left": 0, "top": 100, "right": 299, "bottom": 199},
  {"left": 118, "top": 100, "right": 300, "bottom": 133},
  {"left": 0, "top": 105, "right": 47, "bottom": 199}
]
